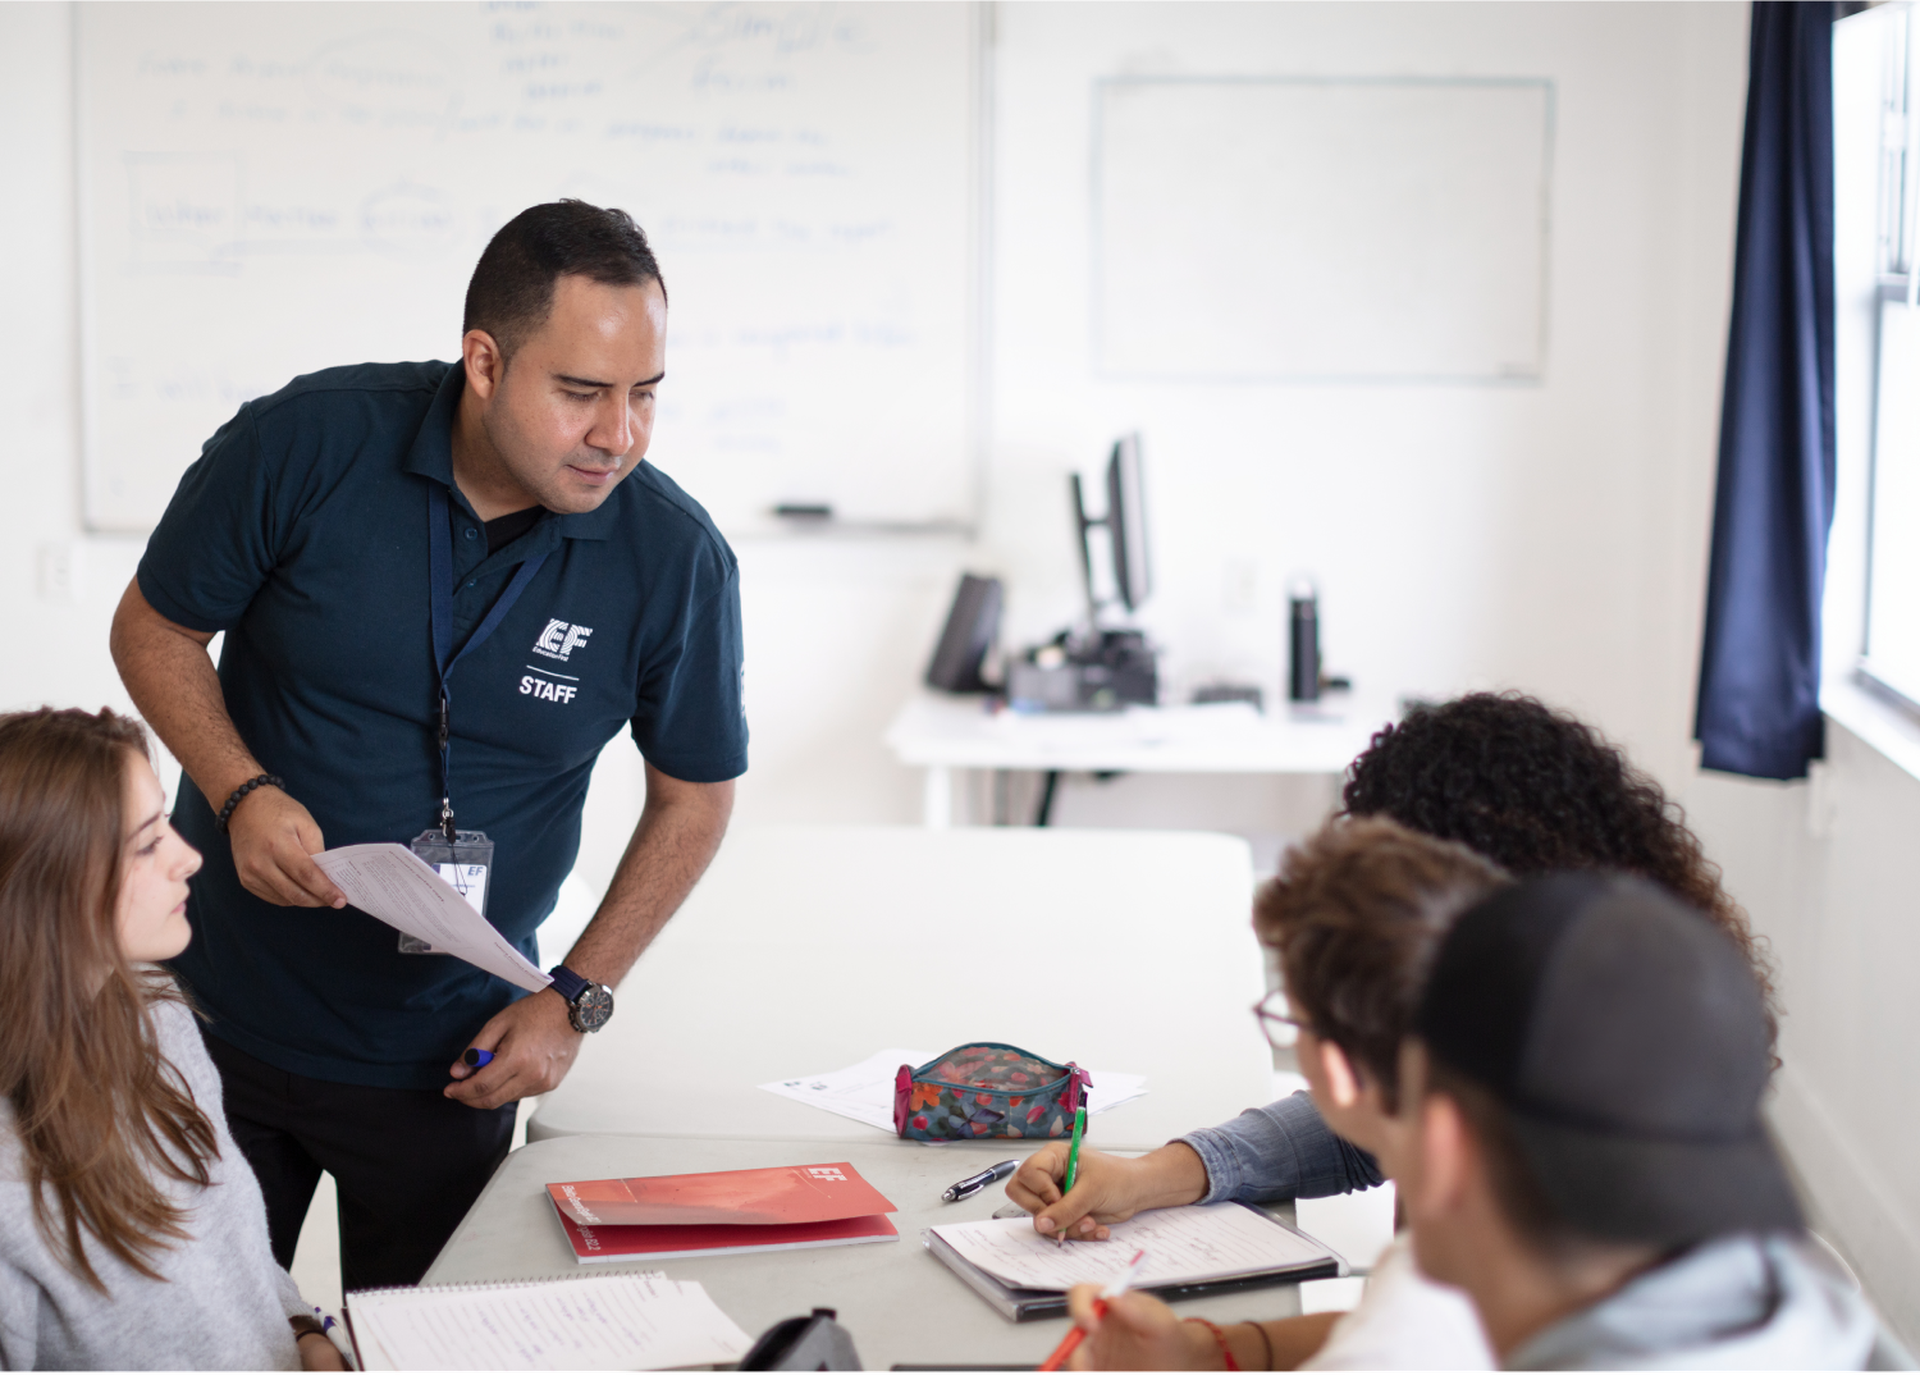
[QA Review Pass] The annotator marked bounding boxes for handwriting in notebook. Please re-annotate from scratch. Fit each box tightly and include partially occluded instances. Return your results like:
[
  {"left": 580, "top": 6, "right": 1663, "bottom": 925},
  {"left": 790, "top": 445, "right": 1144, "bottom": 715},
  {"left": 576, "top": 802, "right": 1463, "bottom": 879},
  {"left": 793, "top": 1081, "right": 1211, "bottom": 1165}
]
[
  {"left": 348, "top": 1272, "right": 751, "bottom": 1371},
  {"left": 928, "top": 1203, "right": 1329, "bottom": 1293}
]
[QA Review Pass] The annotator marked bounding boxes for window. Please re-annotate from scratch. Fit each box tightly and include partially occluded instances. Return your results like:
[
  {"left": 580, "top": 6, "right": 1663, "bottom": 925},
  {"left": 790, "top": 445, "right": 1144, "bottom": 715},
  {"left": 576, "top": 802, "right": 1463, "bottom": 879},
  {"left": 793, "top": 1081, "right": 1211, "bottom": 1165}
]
[{"left": 1864, "top": 9, "right": 1920, "bottom": 706}]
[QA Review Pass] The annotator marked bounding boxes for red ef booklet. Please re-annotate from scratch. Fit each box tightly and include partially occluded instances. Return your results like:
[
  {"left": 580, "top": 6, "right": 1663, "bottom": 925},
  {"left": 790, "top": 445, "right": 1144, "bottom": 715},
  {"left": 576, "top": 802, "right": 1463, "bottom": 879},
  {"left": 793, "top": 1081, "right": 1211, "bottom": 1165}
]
[{"left": 545, "top": 1162, "right": 900, "bottom": 1265}]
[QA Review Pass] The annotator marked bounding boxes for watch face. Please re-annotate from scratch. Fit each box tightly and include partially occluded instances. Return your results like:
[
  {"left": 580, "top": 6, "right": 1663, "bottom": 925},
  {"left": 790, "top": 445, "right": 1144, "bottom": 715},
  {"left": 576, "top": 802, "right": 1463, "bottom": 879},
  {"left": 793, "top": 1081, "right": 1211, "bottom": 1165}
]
[{"left": 570, "top": 983, "right": 614, "bottom": 1033}]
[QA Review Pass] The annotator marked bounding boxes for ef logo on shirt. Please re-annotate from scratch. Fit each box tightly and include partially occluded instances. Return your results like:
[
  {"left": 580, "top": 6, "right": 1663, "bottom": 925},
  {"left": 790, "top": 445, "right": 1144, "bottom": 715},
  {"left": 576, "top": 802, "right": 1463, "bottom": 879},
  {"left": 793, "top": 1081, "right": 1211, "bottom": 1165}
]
[
  {"left": 805, "top": 1166, "right": 847, "bottom": 1182},
  {"left": 533, "top": 619, "right": 592, "bottom": 661},
  {"left": 523, "top": 616, "right": 591, "bottom": 705}
]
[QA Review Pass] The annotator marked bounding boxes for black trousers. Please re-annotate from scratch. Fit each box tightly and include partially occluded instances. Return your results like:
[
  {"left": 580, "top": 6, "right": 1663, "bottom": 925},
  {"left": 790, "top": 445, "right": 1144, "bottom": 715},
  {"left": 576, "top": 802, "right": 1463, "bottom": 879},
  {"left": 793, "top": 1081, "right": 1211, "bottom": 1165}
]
[{"left": 204, "top": 1031, "right": 517, "bottom": 1291}]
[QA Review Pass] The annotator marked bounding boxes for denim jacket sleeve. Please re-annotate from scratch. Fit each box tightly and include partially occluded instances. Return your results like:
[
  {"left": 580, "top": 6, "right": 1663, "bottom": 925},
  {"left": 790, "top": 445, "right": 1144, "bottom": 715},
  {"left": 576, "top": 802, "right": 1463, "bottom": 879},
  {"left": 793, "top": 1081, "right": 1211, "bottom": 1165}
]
[{"left": 1175, "top": 1091, "right": 1385, "bottom": 1203}]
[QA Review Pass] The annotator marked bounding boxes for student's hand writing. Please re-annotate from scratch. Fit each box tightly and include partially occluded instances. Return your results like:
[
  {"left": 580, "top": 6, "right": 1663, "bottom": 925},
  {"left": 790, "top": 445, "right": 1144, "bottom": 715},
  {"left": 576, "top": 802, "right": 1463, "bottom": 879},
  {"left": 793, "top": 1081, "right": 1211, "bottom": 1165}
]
[
  {"left": 297, "top": 1332, "right": 348, "bottom": 1371},
  {"left": 1060, "top": 1283, "right": 1220, "bottom": 1371},
  {"left": 226, "top": 787, "right": 347, "bottom": 910},
  {"left": 1007, "top": 1141, "right": 1210, "bottom": 1242},
  {"left": 1009, "top": 1146, "right": 1137, "bottom": 1240},
  {"left": 445, "top": 987, "right": 583, "bottom": 1109}
]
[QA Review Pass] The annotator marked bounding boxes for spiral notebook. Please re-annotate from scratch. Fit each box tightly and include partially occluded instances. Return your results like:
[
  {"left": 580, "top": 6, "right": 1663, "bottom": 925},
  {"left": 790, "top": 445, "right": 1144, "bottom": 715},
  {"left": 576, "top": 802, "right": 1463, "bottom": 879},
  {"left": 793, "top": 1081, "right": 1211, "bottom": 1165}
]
[
  {"left": 343, "top": 1269, "right": 753, "bottom": 1371},
  {"left": 924, "top": 1203, "right": 1344, "bottom": 1321}
]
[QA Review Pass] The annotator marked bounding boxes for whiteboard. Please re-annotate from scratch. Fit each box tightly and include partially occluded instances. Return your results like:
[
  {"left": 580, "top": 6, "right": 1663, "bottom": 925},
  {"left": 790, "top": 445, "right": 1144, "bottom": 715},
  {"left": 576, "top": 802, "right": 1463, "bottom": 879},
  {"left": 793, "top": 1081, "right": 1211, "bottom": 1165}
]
[
  {"left": 1094, "top": 77, "right": 1552, "bottom": 382},
  {"left": 77, "top": 2, "right": 978, "bottom": 532}
]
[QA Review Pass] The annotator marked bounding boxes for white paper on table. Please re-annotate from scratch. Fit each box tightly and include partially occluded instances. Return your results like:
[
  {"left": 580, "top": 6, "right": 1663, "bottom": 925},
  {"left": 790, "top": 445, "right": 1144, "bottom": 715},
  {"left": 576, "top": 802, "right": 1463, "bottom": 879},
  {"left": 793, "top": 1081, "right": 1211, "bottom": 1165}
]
[
  {"left": 347, "top": 1271, "right": 751, "bottom": 1371},
  {"left": 927, "top": 1202, "right": 1333, "bottom": 1292},
  {"left": 315, "top": 844, "right": 550, "bottom": 993},
  {"left": 759, "top": 1048, "right": 1147, "bottom": 1133}
]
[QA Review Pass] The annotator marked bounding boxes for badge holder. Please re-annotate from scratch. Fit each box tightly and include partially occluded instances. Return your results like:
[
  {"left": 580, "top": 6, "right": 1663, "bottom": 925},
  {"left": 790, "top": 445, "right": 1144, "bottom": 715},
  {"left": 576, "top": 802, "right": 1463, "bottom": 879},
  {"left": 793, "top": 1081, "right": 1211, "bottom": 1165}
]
[
  {"left": 407, "top": 484, "right": 543, "bottom": 955},
  {"left": 401, "top": 829, "right": 495, "bottom": 953}
]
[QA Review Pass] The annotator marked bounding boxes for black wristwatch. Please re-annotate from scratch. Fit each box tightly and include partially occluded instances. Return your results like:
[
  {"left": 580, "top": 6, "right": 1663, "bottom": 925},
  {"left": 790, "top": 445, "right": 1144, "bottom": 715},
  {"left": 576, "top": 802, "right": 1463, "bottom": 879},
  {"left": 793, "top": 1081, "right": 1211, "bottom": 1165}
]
[{"left": 548, "top": 964, "right": 614, "bottom": 1034}]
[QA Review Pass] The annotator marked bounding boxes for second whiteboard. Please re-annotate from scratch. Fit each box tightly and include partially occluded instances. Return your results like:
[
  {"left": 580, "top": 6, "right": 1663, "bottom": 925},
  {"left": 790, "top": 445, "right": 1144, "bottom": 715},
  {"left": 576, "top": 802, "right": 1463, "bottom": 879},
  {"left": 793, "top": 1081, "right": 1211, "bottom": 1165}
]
[{"left": 1095, "top": 77, "right": 1553, "bottom": 383}]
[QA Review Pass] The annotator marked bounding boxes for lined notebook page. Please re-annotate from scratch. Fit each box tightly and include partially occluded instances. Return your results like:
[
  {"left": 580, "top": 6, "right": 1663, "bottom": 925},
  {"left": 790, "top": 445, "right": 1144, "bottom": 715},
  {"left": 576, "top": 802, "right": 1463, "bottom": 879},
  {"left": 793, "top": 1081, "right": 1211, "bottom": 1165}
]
[
  {"left": 928, "top": 1203, "right": 1331, "bottom": 1291},
  {"left": 347, "top": 1271, "right": 752, "bottom": 1371}
]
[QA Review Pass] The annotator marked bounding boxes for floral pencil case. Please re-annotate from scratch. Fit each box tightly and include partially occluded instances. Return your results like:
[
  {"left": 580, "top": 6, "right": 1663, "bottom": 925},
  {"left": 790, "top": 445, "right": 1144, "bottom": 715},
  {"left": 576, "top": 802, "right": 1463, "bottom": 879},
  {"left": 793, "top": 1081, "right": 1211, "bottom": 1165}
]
[{"left": 893, "top": 1043, "right": 1091, "bottom": 1141}]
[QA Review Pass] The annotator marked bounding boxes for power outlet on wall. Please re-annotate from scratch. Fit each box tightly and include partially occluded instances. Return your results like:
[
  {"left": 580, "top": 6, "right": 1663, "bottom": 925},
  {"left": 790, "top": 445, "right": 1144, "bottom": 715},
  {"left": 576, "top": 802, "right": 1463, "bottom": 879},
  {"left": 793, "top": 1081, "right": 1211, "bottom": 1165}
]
[
  {"left": 37, "top": 544, "right": 81, "bottom": 604},
  {"left": 1805, "top": 759, "right": 1839, "bottom": 840},
  {"left": 1222, "top": 556, "right": 1259, "bottom": 616}
]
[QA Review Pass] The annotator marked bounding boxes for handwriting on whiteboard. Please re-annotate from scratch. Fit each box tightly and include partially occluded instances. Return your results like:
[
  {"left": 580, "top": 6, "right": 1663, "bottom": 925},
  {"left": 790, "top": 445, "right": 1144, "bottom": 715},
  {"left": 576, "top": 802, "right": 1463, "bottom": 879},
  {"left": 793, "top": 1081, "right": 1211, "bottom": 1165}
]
[{"left": 78, "top": 2, "right": 976, "bottom": 531}]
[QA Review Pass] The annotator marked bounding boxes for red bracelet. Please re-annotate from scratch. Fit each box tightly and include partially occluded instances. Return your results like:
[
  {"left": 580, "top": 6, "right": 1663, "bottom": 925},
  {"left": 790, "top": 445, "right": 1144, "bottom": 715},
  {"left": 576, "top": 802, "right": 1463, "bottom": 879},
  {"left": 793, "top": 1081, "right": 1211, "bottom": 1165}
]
[{"left": 1186, "top": 1317, "right": 1241, "bottom": 1371}]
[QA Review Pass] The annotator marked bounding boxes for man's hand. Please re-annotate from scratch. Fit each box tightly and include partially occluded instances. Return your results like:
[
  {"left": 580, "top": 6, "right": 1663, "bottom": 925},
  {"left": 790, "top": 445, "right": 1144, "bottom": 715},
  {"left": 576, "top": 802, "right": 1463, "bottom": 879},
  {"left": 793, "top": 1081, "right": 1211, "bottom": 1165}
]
[
  {"left": 227, "top": 786, "right": 346, "bottom": 909},
  {"left": 1006, "top": 1141, "right": 1211, "bottom": 1242},
  {"left": 1061, "top": 1284, "right": 1221, "bottom": 1371},
  {"left": 438, "top": 763, "right": 730, "bottom": 1113},
  {"left": 111, "top": 577, "right": 345, "bottom": 912},
  {"left": 444, "top": 988, "right": 583, "bottom": 1109}
]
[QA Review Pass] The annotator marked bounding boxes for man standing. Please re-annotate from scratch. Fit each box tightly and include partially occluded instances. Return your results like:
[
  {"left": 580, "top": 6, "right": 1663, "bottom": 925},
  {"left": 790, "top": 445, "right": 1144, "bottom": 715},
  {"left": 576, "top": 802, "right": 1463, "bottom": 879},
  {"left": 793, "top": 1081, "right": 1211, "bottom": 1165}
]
[{"left": 110, "top": 201, "right": 745, "bottom": 1288}]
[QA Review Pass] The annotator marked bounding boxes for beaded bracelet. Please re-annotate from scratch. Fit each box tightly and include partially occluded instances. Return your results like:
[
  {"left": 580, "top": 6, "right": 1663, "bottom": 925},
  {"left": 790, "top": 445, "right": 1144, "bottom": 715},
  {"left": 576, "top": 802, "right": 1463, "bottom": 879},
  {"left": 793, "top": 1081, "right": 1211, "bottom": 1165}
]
[
  {"left": 1186, "top": 1317, "right": 1241, "bottom": 1371},
  {"left": 216, "top": 773, "right": 285, "bottom": 833}
]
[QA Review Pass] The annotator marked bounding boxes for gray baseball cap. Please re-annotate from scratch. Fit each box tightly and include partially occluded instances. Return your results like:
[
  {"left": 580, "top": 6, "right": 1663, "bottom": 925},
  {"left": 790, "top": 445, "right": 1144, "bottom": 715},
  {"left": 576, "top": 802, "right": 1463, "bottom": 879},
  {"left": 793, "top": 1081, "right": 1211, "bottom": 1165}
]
[{"left": 1414, "top": 872, "right": 1801, "bottom": 1246}]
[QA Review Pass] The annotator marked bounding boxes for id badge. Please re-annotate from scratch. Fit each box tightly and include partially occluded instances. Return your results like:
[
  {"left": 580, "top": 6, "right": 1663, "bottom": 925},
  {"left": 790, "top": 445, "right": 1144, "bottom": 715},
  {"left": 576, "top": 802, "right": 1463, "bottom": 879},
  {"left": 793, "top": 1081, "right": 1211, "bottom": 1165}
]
[{"left": 400, "top": 829, "right": 495, "bottom": 953}]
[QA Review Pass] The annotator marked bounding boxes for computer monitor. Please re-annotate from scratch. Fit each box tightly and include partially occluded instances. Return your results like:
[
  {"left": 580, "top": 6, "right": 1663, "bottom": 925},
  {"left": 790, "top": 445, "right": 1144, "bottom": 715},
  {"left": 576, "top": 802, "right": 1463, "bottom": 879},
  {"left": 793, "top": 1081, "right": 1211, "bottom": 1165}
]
[{"left": 1072, "top": 432, "right": 1152, "bottom": 621}]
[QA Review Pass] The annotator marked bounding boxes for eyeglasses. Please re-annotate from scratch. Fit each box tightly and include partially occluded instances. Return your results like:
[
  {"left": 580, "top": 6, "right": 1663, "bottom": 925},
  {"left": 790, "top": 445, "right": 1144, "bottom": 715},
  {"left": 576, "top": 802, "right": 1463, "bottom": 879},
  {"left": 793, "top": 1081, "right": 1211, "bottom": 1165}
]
[{"left": 1252, "top": 988, "right": 1310, "bottom": 1049}]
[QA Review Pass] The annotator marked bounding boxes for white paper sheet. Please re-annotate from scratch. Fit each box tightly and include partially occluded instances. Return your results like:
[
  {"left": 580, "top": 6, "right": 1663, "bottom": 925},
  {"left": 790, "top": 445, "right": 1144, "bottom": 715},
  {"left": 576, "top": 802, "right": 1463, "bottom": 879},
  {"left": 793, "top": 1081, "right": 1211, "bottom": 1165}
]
[
  {"left": 315, "top": 843, "right": 550, "bottom": 992},
  {"left": 928, "top": 1202, "right": 1332, "bottom": 1291},
  {"left": 759, "top": 1048, "right": 1147, "bottom": 1133},
  {"left": 348, "top": 1271, "right": 751, "bottom": 1371}
]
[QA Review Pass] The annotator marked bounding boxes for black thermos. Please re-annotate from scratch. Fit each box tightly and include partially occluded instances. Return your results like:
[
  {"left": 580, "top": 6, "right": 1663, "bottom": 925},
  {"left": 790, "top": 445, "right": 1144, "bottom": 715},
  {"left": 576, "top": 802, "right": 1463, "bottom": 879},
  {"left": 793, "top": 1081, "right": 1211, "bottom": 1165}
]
[{"left": 1288, "top": 584, "right": 1320, "bottom": 703}]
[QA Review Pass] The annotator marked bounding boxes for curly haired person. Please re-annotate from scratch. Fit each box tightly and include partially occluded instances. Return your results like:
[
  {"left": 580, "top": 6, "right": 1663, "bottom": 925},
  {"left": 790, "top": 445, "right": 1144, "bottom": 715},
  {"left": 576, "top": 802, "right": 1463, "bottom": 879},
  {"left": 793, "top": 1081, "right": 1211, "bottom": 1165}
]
[{"left": 1007, "top": 693, "right": 1778, "bottom": 1361}]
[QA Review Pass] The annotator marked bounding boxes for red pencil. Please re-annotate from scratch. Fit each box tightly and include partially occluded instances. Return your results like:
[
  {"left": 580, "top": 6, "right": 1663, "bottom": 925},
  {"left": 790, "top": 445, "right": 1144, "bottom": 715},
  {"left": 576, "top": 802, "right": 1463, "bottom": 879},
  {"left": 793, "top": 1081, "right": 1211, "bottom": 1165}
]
[{"left": 1036, "top": 1249, "right": 1148, "bottom": 1373}]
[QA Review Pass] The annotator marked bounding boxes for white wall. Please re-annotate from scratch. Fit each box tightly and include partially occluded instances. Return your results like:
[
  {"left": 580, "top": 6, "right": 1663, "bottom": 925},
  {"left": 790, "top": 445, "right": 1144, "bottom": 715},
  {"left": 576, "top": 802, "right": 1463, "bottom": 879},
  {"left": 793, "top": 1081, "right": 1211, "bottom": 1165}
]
[
  {"left": 0, "top": 5, "right": 128, "bottom": 709},
  {"left": 3, "top": 2, "right": 1756, "bottom": 865},
  {"left": 0, "top": 1, "right": 1750, "bottom": 842},
  {"left": 982, "top": 1, "right": 1749, "bottom": 838},
  {"left": 1690, "top": 728, "right": 1920, "bottom": 1353},
  {"left": 731, "top": 1, "right": 1758, "bottom": 853}
]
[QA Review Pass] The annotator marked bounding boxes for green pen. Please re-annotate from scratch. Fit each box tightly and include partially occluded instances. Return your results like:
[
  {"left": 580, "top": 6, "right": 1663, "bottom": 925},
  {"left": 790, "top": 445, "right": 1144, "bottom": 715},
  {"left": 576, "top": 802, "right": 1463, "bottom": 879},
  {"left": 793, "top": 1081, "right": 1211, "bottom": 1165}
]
[{"left": 1055, "top": 1092, "right": 1089, "bottom": 1246}]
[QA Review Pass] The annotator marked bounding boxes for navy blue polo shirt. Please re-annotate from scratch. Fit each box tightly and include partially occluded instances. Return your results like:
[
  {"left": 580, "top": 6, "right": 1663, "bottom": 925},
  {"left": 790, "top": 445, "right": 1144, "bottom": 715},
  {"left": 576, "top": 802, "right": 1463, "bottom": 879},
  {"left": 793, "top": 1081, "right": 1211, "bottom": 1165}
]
[{"left": 140, "top": 361, "right": 747, "bottom": 1089}]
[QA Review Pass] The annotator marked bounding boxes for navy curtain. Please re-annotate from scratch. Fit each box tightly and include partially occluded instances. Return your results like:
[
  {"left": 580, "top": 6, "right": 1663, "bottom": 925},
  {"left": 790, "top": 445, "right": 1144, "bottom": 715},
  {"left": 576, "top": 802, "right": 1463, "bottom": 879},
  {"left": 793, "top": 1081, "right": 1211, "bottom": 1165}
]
[{"left": 1694, "top": 2, "right": 1842, "bottom": 781}]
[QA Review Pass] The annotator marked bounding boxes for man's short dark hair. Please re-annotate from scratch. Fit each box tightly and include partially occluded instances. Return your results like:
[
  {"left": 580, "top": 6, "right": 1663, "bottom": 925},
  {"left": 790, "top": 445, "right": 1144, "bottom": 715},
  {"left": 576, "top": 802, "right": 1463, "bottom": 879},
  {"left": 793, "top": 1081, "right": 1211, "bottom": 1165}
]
[
  {"left": 463, "top": 200, "right": 666, "bottom": 363},
  {"left": 1253, "top": 818, "right": 1507, "bottom": 1112}
]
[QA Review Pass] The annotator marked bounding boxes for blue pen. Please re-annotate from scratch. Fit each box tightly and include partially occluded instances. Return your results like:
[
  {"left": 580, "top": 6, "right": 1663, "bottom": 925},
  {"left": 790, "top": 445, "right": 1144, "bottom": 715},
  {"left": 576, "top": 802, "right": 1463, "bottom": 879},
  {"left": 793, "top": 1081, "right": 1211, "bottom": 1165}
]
[
  {"left": 943, "top": 1159, "right": 1022, "bottom": 1203},
  {"left": 462, "top": 1048, "right": 493, "bottom": 1069},
  {"left": 312, "top": 1305, "right": 355, "bottom": 1369}
]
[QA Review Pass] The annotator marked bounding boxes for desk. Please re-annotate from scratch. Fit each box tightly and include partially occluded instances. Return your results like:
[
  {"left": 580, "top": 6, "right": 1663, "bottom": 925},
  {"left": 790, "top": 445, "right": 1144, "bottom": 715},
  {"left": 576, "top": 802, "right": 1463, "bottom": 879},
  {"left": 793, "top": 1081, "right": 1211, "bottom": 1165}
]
[
  {"left": 423, "top": 1134, "right": 1311, "bottom": 1370},
  {"left": 885, "top": 692, "right": 1396, "bottom": 827},
  {"left": 530, "top": 826, "right": 1272, "bottom": 1149}
]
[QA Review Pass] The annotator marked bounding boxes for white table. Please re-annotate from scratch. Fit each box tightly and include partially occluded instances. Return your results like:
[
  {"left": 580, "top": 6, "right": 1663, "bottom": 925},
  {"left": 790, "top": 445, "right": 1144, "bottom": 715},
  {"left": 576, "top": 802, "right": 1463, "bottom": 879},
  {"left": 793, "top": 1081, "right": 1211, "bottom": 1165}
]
[
  {"left": 422, "top": 1134, "right": 1313, "bottom": 1370},
  {"left": 529, "top": 826, "right": 1273, "bottom": 1150},
  {"left": 885, "top": 691, "right": 1396, "bottom": 827}
]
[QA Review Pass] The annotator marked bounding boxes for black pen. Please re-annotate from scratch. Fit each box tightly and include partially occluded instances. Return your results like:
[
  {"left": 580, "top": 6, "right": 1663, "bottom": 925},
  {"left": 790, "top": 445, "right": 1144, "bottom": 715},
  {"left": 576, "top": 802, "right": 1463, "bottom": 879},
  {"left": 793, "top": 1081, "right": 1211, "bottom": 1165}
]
[{"left": 942, "top": 1159, "right": 1022, "bottom": 1203}]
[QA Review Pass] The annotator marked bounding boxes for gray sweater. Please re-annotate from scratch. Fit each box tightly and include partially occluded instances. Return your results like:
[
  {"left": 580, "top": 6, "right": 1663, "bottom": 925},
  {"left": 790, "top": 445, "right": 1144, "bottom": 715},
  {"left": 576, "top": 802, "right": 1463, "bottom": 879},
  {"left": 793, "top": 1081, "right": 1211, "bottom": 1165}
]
[
  {"left": 0, "top": 984, "right": 308, "bottom": 1370},
  {"left": 1506, "top": 1233, "right": 1912, "bottom": 1370}
]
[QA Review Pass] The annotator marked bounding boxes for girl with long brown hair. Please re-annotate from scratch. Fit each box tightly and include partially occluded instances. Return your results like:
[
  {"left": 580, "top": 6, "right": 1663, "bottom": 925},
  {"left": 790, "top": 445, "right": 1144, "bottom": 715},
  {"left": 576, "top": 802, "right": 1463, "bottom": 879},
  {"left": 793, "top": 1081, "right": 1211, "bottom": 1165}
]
[{"left": 0, "top": 707, "right": 343, "bottom": 1369}]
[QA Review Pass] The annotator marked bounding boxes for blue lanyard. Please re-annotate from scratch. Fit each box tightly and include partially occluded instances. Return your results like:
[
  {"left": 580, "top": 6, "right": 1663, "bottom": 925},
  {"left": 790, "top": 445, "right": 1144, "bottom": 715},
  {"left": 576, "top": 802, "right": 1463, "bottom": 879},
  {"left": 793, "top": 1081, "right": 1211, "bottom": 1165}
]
[{"left": 428, "top": 484, "right": 547, "bottom": 842}]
